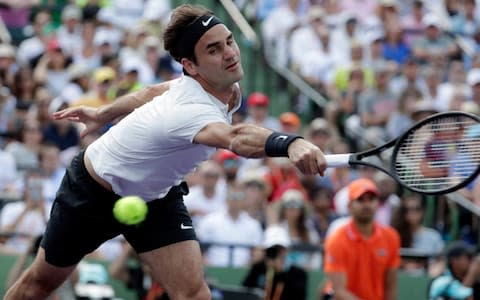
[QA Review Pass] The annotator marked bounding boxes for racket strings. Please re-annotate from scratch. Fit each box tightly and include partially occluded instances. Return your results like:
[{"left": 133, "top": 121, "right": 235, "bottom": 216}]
[{"left": 394, "top": 116, "right": 480, "bottom": 193}]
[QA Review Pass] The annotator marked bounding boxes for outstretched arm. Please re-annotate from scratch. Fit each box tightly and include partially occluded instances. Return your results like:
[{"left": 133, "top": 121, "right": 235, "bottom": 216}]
[
  {"left": 194, "top": 122, "right": 326, "bottom": 176},
  {"left": 52, "top": 80, "right": 173, "bottom": 137}
]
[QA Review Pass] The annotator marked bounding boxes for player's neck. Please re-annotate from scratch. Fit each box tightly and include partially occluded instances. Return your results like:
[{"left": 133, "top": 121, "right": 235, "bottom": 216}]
[{"left": 194, "top": 76, "right": 235, "bottom": 104}]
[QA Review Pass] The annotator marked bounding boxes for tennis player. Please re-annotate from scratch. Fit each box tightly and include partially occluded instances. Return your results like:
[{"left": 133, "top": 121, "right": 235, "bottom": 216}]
[{"left": 5, "top": 4, "right": 326, "bottom": 300}]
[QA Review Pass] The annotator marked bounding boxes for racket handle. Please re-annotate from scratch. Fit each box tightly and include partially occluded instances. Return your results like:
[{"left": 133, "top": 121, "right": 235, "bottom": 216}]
[{"left": 325, "top": 154, "right": 351, "bottom": 168}]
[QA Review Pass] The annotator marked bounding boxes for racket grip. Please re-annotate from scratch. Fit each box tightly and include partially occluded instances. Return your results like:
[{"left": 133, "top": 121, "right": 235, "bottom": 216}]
[{"left": 325, "top": 154, "right": 351, "bottom": 168}]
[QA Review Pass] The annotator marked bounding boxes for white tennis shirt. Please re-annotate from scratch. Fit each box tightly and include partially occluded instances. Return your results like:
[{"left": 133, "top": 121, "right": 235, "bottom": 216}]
[{"left": 85, "top": 76, "right": 241, "bottom": 201}]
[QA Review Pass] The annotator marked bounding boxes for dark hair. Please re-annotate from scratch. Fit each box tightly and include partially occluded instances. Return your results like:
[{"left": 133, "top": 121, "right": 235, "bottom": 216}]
[
  {"left": 279, "top": 202, "right": 310, "bottom": 243},
  {"left": 163, "top": 4, "right": 213, "bottom": 63},
  {"left": 391, "top": 193, "right": 424, "bottom": 247}
]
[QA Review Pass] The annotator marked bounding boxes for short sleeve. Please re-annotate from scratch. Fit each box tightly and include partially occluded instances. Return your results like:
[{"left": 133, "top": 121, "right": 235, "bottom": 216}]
[{"left": 165, "top": 103, "right": 226, "bottom": 143}]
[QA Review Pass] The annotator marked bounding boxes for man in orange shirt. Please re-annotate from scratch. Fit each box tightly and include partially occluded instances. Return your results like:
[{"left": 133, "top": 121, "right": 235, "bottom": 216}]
[{"left": 323, "top": 178, "right": 400, "bottom": 300}]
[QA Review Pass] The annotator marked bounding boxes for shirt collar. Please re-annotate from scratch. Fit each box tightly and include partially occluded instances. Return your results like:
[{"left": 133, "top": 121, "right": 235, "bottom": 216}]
[{"left": 346, "top": 219, "right": 380, "bottom": 242}]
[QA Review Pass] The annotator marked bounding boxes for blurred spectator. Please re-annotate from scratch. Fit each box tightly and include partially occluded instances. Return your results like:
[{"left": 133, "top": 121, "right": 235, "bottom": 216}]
[
  {"left": 383, "top": 23, "right": 411, "bottom": 65},
  {"left": 307, "top": 186, "right": 337, "bottom": 245},
  {"left": 242, "top": 225, "right": 308, "bottom": 300},
  {"left": 0, "top": 0, "right": 39, "bottom": 45},
  {"left": 289, "top": 6, "right": 326, "bottom": 71},
  {"left": 389, "top": 56, "right": 425, "bottom": 99},
  {"left": 467, "top": 68, "right": 480, "bottom": 107},
  {"left": 38, "top": 143, "right": 65, "bottom": 203},
  {"left": 333, "top": 43, "right": 374, "bottom": 93},
  {"left": 355, "top": 61, "right": 397, "bottom": 142},
  {"left": 323, "top": 178, "right": 400, "bottom": 300},
  {"left": 0, "top": 170, "right": 50, "bottom": 254},
  {"left": 305, "top": 117, "right": 335, "bottom": 153},
  {"left": 0, "top": 85, "right": 16, "bottom": 139},
  {"left": 451, "top": 0, "right": 479, "bottom": 40},
  {"left": 43, "top": 99, "right": 79, "bottom": 151},
  {"left": 401, "top": 0, "right": 426, "bottom": 46},
  {"left": 386, "top": 89, "right": 423, "bottom": 139},
  {"left": 391, "top": 193, "right": 444, "bottom": 275},
  {"left": 94, "top": 8, "right": 124, "bottom": 53},
  {"left": 60, "top": 64, "right": 90, "bottom": 104},
  {"left": 276, "top": 189, "right": 320, "bottom": 269},
  {"left": 17, "top": 10, "right": 52, "bottom": 67},
  {"left": 429, "top": 241, "right": 480, "bottom": 300},
  {"left": 0, "top": 43, "right": 17, "bottom": 87},
  {"left": 11, "top": 66, "right": 36, "bottom": 110},
  {"left": 27, "top": 87, "right": 53, "bottom": 131},
  {"left": 183, "top": 160, "right": 226, "bottom": 226},
  {"left": 33, "top": 39, "right": 72, "bottom": 97},
  {"left": 421, "top": 65, "right": 443, "bottom": 104},
  {"left": 116, "top": 60, "right": 144, "bottom": 97},
  {"left": 412, "top": 13, "right": 459, "bottom": 65},
  {"left": 242, "top": 171, "right": 270, "bottom": 229},
  {"left": 72, "top": 20, "right": 101, "bottom": 72},
  {"left": 261, "top": 0, "right": 305, "bottom": 67},
  {"left": 71, "top": 66, "right": 116, "bottom": 108},
  {"left": 374, "top": 172, "right": 400, "bottom": 226},
  {"left": 57, "top": 5, "right": 83, "bottom": 57},
  {"left": 330, "top": 16, "right": 363, "bottom": 69},
  {"left": 265, "top": 157, "right": 306, "bottom": 202},
  {"left": 279, "top": 111, "right": 301, "bottom": 134},
  {"left": 436, "top": 59, "right": 469, "bottom": 111},
  {"left": 197, "top": 184, "right": 263, "bottom": 267},
  {"left": 0, "top": 148, "right": 18, "bottom": 196},
  {"left": 214, "top": 149, "right": 241, "bottom": 188},
  {"left": 4, "top": 118, "right": 42, "bottom": 171},
  {"left": 244, "top": 92, "right": 281, "bottom": 131}
]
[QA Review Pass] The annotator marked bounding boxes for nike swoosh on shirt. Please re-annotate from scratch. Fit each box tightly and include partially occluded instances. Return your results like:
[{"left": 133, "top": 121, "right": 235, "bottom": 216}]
[
  {"left": 181, "top": 223, "right": 193, "bottom": 230},
  {"left": 202, "top": 16, "right": 214, "bottom": 27}
]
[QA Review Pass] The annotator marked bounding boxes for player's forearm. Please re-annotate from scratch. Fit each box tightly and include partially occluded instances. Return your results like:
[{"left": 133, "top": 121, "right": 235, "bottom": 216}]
[
  {"left": 229, "top": 124, "right": 272, "bottom": 158},
  {"left": 97, "top": 82, "right": 171, "bottom": 122}
]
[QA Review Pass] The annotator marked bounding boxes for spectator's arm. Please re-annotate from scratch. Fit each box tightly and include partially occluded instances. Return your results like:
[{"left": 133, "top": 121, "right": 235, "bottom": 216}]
[
  {"left": 385, "top": 268, "right": 398, "bottom": 300},
  {"left": 325, "top": 272, "right": 361, "bottom": 300},
  {"left": 32, "top": 54, "right": 50, "bottom": 85}
]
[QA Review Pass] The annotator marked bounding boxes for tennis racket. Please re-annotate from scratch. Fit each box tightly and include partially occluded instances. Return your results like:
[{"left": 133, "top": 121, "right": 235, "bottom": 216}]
[{"left": 325, "top": 111, "right": 480, "bottom": 195}]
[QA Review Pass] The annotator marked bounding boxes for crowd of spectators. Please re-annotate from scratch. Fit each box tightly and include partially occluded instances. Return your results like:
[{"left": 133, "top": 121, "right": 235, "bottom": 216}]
[{"left": 0, "top": 0, "right": 480, "bottom": 299}]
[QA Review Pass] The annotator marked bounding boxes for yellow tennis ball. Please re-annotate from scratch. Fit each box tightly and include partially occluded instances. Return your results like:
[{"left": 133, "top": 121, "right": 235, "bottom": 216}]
[{"left": 113, "top": 196, "right": 148, "bottom": 225}]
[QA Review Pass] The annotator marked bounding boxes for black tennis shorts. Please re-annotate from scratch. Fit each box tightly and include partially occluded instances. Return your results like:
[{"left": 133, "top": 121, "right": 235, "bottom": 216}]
[{"left": 40, "top": 150, "right": 197, "bottom": 267}]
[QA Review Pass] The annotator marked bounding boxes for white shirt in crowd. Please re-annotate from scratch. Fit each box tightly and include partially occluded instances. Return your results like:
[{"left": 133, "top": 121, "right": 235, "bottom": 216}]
[
  {"left": 196, "top": 210, "right": 263, "bottom": 267},
  {"left": 183, "top": 184, "right": 227, "bottom": 226}
]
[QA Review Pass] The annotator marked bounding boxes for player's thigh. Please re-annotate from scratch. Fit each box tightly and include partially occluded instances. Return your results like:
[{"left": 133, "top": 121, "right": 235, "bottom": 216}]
[{"left": 139, "top": 240, "right": 206, "bottom": 293}]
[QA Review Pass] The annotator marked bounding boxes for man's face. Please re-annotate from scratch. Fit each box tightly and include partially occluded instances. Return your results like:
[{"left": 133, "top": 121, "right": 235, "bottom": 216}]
[
  {"left": 190, "top": 24, "right": 243, "bottom": 89},
  {"left": 349, "top": 192, "right": 379, "bottom": 224}
]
